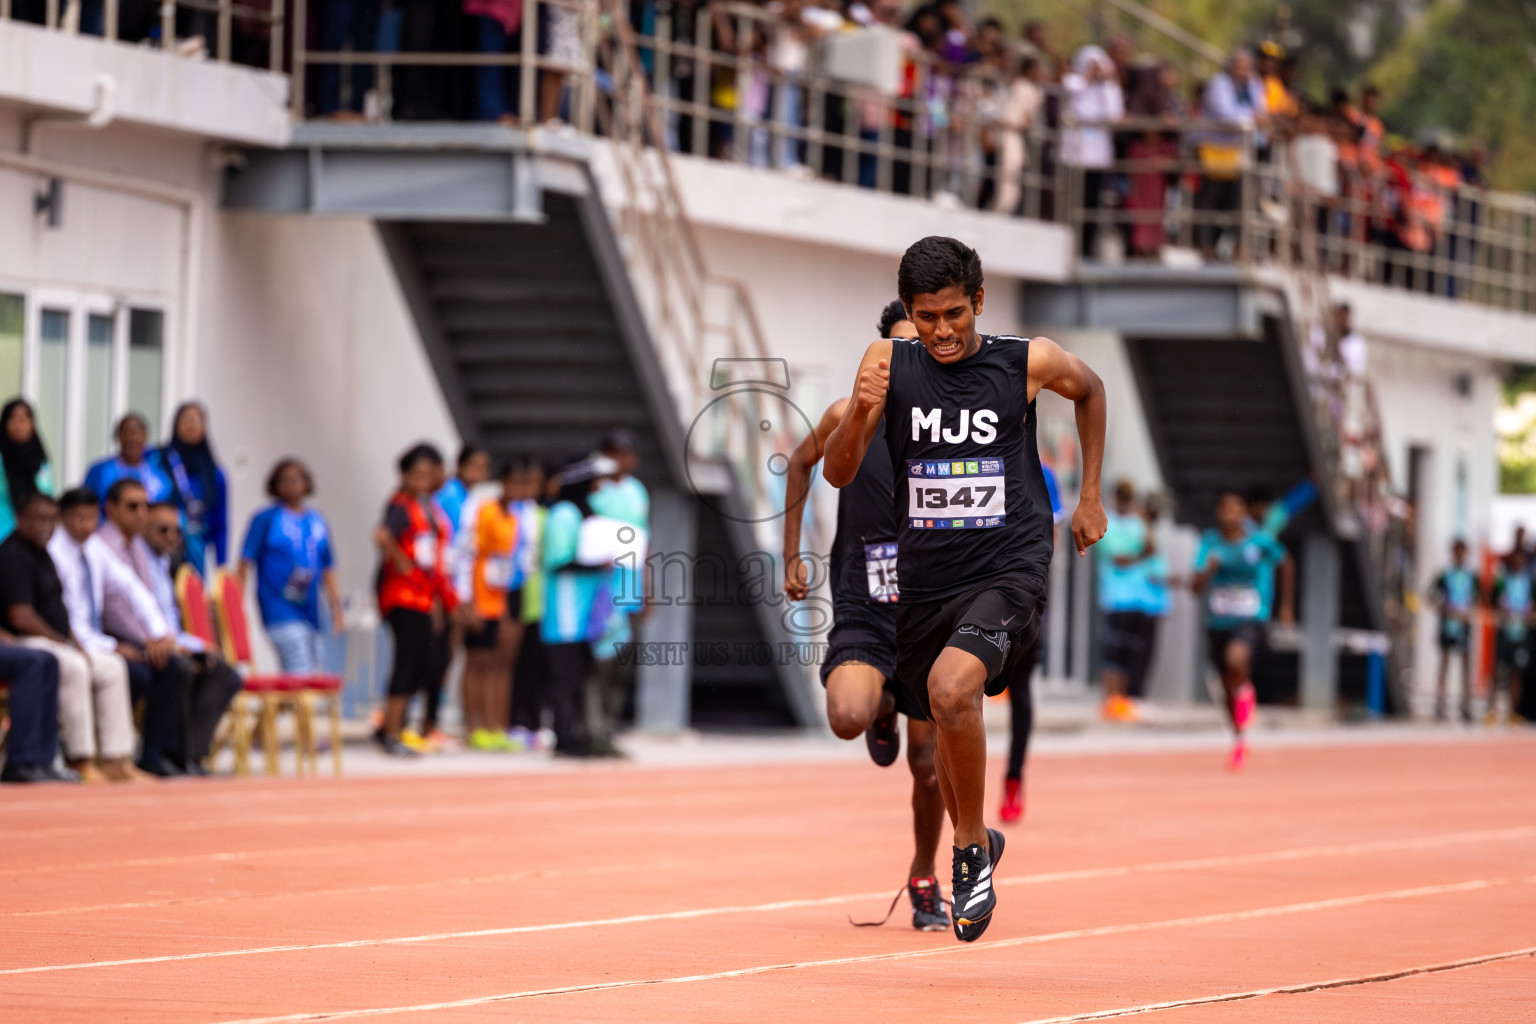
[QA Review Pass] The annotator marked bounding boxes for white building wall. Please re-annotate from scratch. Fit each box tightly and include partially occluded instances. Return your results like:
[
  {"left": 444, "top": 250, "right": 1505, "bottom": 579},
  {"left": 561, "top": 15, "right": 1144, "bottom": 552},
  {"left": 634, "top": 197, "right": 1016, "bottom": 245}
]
[
  {"left": 1366, "top": 334, "right": 1501, "bottom": 709},
  {"left": 196, "top": 214, "right": 460, "bottom": 605}
]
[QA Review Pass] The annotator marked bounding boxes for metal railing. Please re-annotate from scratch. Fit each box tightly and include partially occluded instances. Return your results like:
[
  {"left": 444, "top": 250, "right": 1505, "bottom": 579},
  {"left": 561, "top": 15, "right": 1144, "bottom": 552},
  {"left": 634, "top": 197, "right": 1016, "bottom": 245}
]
[{"left": 0, "top": 0, "right": 285, "bottom": 69}]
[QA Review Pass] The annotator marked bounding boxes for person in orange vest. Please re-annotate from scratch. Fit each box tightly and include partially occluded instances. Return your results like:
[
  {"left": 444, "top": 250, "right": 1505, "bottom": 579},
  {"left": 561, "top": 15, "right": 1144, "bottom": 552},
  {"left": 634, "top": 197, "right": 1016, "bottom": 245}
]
[{"left": 374, "top": 444, "right": 458, "bottom": 757}]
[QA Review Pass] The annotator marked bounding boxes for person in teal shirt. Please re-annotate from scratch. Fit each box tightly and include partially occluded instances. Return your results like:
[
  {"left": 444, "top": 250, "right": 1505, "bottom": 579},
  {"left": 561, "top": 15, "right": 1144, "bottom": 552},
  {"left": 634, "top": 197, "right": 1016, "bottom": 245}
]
[
  {"left": 1097, "top": 480, "right": 1148, "bottom": 720},
  {"left": 1430, "top": 538, "right": 1477, "bottom": 722},
  {"left": 540, "top": 458, "right": 616, "bottom": 757},
  {"left": 84, "top": 413, "right": 174, "bottom": 516},
  {"left": 1489, "top": 546, "right": 1533, "bottom": 725},
  {"left": 0, "top": 399, "right": 55, "bottom": 542},
  {"left": 1192, "top": 488, "right": 1294, "bottom": 770}
]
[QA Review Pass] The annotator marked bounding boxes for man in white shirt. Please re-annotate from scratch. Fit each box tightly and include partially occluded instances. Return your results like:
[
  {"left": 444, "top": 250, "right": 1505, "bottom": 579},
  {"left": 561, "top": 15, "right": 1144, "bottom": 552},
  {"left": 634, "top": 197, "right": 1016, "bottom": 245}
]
[
  {"left": 51, "top": 487, "right": 187, "bottom": 777},
  {"left": 99, "top": 481, "right": 241, "bottom": 772}
]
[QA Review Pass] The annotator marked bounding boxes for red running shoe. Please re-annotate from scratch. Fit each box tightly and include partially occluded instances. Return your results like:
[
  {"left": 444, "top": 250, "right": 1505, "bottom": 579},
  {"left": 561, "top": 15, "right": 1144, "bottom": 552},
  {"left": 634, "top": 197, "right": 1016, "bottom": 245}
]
[{"left": 999, "top": 776, "right": 1025, "bottom": 823}]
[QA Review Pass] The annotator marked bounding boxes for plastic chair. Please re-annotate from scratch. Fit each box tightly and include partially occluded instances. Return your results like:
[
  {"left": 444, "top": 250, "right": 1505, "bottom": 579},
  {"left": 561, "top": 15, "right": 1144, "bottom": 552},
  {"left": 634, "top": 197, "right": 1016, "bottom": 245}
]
[
  {"left": 179, "top": 566, "right": 256, "bottom": 775},
  {"left": 209, "top": 570, "right": 344, "bottom": 777}
]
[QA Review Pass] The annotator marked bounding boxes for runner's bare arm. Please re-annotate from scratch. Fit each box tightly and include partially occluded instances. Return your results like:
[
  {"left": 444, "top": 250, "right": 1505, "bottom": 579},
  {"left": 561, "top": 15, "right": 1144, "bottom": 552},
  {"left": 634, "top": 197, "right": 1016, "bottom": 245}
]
[
  {"left": 823, "top": 340, "right": 893, "bottom": 488},
  {"left": 1028, "top": 336, "right": 1107, "bottom": 555},
  {"left": 783, "top": 398, "right": 848, "bottom": 601},
  {"left": 1276, "top": 554, "right": 1297, "bottom": 625}
]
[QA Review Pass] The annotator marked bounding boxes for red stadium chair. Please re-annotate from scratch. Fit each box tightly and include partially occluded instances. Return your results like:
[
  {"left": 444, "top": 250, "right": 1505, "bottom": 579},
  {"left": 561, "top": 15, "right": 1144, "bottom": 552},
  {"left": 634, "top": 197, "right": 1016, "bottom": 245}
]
[{"left": 210, "top": 570, "right": 344, "bottom": 777}]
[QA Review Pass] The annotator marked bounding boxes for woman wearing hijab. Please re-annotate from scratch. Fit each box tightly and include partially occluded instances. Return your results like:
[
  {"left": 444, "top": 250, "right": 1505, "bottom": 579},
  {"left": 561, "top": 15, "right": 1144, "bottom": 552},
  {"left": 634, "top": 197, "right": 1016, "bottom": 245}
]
[
  {"left": 0, "top": 399, "right": 55, "bottom": 542},
  {"left": 154, "top": 402, "right": 228, "bottom": 577}
]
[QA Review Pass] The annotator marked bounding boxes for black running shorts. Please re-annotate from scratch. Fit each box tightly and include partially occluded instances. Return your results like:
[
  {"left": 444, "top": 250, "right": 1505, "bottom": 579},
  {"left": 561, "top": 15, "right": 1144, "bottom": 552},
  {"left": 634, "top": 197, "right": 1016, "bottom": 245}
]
[
  {"left": 463, "top": 617, "right": 502, "bottom": 650},
  {"left": 893, "top": 573, "right": 1047, "bottom": 721},
  {"left": 821, "top": 602, "right": 925, "bottom": 720},
  {"left": 1206, "top": 621, "right": 1267, "bottom": 671}
]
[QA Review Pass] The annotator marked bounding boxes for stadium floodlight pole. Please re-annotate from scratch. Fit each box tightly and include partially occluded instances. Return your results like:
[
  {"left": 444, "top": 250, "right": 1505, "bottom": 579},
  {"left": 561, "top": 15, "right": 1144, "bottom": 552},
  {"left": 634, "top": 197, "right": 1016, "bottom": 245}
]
[{"left": 105, "top": 0, "right": 117, "bottom": 41}]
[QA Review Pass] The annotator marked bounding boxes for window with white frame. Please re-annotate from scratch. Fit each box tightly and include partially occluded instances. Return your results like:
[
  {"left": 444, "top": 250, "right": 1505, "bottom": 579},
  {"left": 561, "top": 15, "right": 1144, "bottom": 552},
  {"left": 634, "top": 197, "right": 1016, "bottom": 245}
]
[{"left": 2, "top": 290, "right": 168, "bottom": 486}]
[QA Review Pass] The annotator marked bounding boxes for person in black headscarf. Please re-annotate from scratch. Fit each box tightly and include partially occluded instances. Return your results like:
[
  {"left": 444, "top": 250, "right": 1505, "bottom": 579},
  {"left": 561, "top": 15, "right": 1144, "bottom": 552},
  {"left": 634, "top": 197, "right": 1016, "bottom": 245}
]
[
  {"left": 154, "top": 402, "right": 228, "bottom": 577},
  {"left": 0, "top": 399, "right": 55, "bottom": 542}
]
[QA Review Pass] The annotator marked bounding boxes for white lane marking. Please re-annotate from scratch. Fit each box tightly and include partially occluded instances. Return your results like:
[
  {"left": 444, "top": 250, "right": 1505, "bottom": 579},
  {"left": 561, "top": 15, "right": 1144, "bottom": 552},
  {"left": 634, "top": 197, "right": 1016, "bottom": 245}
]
[
  {"left": 1017, "top": 945, "right": 1536, "bottom": 1023},
  {"left": 4, "top": 825, "right": 1532, "bottom": 966},
  {"left": 201, "top": 875, "right": 1536, "bottom": 1024}
]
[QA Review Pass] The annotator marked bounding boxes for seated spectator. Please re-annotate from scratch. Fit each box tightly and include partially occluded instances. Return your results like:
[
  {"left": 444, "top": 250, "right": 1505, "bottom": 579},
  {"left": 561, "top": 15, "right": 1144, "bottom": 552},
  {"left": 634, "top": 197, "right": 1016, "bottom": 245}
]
[
  {"left": 101, "top": 482, "right": 241, "bottom": 773},
  {"left": 0, "top": 491, "right": 143, "bottom": 783},
  {"left": 0, "top": 627, "right": 70, "bottom": 783},
  {"left": 238, "top": 459, "right": 344, "bottom": 675},
  {"left": 84, "top": 413, "right": 174, "bottom": 514},
  {"left": 51, "top": 487, "right": 188, "bottom": 777},
  {"left": 1, "top": 398, "right": 55, "bottom": 542},
  {"left": 154, "top": 402, "right": 229, "bottom": 579}
]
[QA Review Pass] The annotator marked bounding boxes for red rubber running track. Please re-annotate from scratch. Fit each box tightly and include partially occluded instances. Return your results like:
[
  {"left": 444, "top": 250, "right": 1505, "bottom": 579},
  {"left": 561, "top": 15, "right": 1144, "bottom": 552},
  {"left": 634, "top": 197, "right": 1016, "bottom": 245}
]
[{"left": 3, "top": 736, "right": 1534, "bottom": 1022}]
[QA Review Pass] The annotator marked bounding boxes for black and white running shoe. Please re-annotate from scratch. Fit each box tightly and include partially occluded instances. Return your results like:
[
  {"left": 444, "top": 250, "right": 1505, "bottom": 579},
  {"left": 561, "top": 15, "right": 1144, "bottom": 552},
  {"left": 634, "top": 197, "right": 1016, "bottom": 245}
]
[
  {"left": 952, "top": 827, "right": 1006, "bottom": 942},
  {"left": 864, "top": 701, "right": 900, "bottom": 768},
  {"left": 908, "top": 876, "right": 950, "bottom": 932}
]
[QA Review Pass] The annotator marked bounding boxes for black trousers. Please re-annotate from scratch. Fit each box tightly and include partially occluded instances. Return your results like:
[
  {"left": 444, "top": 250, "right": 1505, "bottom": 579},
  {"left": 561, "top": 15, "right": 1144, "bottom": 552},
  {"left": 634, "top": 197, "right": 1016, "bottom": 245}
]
[
  {"left": 541, "top": 641, "right": 591, "bottom": 754},
  {"left": 0, "top": 643, "right": 59, "bottom": 768},
  {"left": 510, "top": 623, "right": 548, "bottom": 732},
  {"left": 1006, "top": 639, "right": 1039, "bottom": 781},
  {"left": 177, "top": 654, "right": 243, "bottom": 765},
  {"left": 127, "top": 657, "right": 186, "bottom": 770},
  {"left": 385, "top": 608, "right": 449, "bottom": 731}
]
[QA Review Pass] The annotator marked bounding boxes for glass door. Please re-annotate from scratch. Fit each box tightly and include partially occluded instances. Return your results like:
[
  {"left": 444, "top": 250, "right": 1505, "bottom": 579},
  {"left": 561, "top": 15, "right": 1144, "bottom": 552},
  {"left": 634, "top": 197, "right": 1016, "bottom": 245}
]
[{"left": 34, "top": 307, "right": 70, "bottom": 474}]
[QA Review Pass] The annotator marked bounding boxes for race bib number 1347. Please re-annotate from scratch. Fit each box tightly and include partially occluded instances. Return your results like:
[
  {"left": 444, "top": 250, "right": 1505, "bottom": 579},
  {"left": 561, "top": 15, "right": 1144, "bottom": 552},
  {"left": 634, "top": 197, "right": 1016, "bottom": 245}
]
[{"left": 905, "top": 458, "right": 1006, "bottom": 529}]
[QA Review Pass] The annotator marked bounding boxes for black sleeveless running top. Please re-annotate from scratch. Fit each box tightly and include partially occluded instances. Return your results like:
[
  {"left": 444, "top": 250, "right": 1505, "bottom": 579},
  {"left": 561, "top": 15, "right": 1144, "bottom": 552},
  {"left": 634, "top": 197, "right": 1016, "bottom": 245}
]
[
  {"left": 882, "top": 334, "right": 1054, "bottom": 602},
  {"left": 829, "top": 417, "right": 897, "bottom": 605}
]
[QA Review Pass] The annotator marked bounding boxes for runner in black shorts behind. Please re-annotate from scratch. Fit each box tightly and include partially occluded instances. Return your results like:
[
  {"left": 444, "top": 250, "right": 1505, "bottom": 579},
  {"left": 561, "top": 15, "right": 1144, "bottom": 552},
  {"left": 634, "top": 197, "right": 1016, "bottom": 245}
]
[
  {"left": 824, "top": 237, "right": 1108, "bottom": 942},
  {"left": 783, "top": 301, "right": 948, "bottom": 931}
]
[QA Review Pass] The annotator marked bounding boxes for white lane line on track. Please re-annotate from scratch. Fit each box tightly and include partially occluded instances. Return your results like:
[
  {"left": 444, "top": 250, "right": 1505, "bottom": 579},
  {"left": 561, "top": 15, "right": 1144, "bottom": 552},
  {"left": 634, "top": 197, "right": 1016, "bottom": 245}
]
[
  {"left": 9, "top": 822, "right": 1523, "bottom": 927},
  {"left": 200, "top": 875, "right": 1536, "bottom": 1024},
  {"left": 1017, "top": 946, "right": 1536, "bottom": 1023},
  {"left": 4, "top": 825, "right": 1532, "bottom": 968}
]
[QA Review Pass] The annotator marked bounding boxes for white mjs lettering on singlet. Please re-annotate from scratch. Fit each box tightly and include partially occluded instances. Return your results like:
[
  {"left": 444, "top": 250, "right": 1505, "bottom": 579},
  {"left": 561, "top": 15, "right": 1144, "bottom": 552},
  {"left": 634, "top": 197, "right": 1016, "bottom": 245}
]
[{"left": 911, "top": 407, "right": 998, "bottom": 445}]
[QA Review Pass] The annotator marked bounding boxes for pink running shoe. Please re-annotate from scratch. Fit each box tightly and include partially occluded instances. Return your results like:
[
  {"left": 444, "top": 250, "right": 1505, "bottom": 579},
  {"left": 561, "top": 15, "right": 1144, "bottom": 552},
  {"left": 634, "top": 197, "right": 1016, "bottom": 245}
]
[
  {"left": 1233, "top": 682, "right": 1257, "bottom": 732},
  {"left": 1227, "top": 737, "right": 1250, "bottom": 771}
]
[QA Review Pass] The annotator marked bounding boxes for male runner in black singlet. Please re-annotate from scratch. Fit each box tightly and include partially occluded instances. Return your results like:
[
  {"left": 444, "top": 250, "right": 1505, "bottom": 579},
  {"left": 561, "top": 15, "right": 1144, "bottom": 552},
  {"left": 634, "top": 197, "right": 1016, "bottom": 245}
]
[
  {"left": 824, "top": 237, "right": 1107, "bottom": 942},
  {"left": 783, "top": 300, "right": 948, "bottom": 931}
]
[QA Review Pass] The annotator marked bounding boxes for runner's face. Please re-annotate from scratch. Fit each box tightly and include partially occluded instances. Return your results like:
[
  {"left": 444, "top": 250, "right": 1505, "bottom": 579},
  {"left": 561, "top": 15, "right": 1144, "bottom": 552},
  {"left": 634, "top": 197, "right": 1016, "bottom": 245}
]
[
  {"left": 461, "top": 452, "right": 492, "bottom": 487},
  {"left": 890, "top": 319, "right": 919, "bottom": 341},
  {"left": 1216, "top": 493, "right": 1247, "bottom": 534},
  {"left": 907, "top": 285, "right": 984, "bottom": 363}
]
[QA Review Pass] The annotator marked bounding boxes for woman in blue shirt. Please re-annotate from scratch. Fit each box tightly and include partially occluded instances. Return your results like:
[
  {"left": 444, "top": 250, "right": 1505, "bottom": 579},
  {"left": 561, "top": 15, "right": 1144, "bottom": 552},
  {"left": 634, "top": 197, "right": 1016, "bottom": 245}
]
[
  {"left": 0, "top": 398, "right": 54, "bottom": 542},
  {"left": 83, "top": 413, "right": 173, "bottom": 514},
  {"left": 156, "top": 402, "right": 228, "bottom": 577},
  {"left": 239, "top": 459, "right": 344, "bottom": 674}
]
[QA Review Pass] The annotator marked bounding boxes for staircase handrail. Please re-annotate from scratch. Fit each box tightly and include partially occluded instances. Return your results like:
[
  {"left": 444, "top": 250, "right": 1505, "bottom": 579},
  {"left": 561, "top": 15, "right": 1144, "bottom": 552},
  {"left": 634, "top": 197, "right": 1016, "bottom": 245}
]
[{"left": 591, "top": 0, "right": 819, "bottom": 554}]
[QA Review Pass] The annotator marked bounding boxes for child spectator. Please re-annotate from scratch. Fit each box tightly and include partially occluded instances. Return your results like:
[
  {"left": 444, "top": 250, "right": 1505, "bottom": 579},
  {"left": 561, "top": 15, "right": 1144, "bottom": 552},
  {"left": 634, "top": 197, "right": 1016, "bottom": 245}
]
[
  {"left": 1430, "top": 538, "right": 1478, "bottom": 723},
  {"left": 456, "top": 459, "right": 523, "bottom": 751},
  {"left": 239, "top": 459, "right": 344, "bottom": 675},
  {"left": 1488, "top": 546, "right": 1533, "bottom": 725},
  {"left": 375, "top": 444, "right": 457, "bottom": 756}
]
